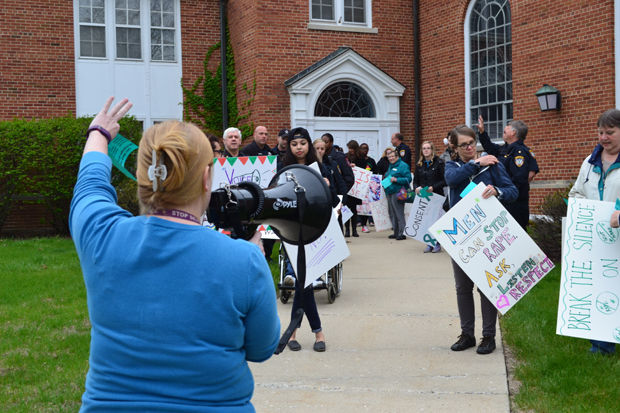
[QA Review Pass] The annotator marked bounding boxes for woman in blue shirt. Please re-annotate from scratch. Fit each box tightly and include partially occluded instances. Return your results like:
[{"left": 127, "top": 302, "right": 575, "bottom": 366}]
[{"left": 70, "top": 97, "right": 280, "bottom": 412}]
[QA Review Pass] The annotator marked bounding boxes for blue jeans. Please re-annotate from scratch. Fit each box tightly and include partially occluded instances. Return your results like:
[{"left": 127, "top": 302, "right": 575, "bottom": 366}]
[
  {"left": 285, "top": 259, "right": 322, "bottom": 333},
  {"left": 590, "top": 339, "right": 616, "bottom": 354}
]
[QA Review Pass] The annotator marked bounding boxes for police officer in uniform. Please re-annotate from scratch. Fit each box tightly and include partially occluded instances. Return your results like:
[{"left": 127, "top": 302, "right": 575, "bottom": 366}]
[
  {"left": 476, "top": 116, "right": 539, "bottom": 229},
  {"left": 391, "top": 132, "right": 412, "bottom": 169}
]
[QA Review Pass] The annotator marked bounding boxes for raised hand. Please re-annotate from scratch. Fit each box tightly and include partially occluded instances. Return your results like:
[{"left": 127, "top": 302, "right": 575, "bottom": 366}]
[
  {"left": 90, "top": 97, "right": 133, "bottom": 140},
  {"left": 477, "top": 115, "right": 485, "bottom": 134}
]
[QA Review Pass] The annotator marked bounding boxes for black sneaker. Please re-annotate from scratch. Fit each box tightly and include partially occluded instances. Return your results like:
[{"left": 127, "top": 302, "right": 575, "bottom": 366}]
[
  {"left": 476, "top": 336, "right": 496, "bottom": 354},
  {"left": 388, "top": 234, "right": 396, "bottom": 239},
  {"left": 450, "top": 334, "right": 476, "bottom": 351}
]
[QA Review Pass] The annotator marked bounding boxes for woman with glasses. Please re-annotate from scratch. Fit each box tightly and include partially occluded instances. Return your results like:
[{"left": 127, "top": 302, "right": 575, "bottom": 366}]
[{"left": 444, "top": 125, "right": 517, "bottom": 355}]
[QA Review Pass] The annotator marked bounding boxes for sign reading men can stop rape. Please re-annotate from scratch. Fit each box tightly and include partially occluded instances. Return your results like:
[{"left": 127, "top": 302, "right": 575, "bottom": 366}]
[
  {"left": 428, "top": 183, "right": 554, "bottom": 314},
  {"left": 556, "top": 198, "right": 620, "bottom": 344}
]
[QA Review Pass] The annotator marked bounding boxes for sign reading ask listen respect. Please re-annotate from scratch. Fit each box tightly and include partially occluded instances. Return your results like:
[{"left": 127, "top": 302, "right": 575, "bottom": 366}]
[{"left": 429, "top": 183, "right": 554, "bottom": 314}]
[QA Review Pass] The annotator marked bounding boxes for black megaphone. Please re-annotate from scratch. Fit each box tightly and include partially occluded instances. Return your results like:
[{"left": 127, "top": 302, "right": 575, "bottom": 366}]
[{"left": 207, "top": 164, "right": 332, "bottom": 244}]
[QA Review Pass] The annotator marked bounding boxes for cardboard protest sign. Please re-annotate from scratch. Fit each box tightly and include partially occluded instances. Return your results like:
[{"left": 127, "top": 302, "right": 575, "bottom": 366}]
[
  {"left": 556, "top": 198, "right": 620, "bottom": 343},
  {"left": 283, "top": 210, "right": 350, "bottom": 288},
  {"left": 404, "top": 188, "right": 446, "bottom": 246},
  {"left": 212, "top": 156, "right": 277, "bottom": 189},
  {"left": 347, "top": 166, "right": 372, "bottom": 200},
  {"left": 429, "top": 183, "right": 554, "bottom": 314}
]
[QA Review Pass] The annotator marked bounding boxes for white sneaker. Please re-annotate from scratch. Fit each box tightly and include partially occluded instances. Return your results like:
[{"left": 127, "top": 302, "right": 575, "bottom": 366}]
[
  {"left": 361, "top": 225, "right": 370, "bottom": 233},
  {"left": 283, "top": 275, "right": 295, "bottom": 287}
]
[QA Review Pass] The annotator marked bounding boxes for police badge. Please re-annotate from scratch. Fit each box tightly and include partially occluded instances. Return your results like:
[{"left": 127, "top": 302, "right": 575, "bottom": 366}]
[{"left": 514, "top": 155, "right": 524, "bottom": 167}]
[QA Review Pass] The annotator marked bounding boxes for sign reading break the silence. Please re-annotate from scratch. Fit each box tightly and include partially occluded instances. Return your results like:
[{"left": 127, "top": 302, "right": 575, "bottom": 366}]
[
  {"left": 212, "top": 156, "right": 277, "bottom": 189},
  {"left": 429, "top": 183, "right": 554, "bottom": 314},
  {"left": 557, "top": 198, "right": 620, "bottom": 344}
]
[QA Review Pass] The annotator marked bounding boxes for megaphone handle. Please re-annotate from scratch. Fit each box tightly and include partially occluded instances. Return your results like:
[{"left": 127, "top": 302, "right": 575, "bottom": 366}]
[{"left": 274, "top": 188, "right": 308, "bottom": 354}]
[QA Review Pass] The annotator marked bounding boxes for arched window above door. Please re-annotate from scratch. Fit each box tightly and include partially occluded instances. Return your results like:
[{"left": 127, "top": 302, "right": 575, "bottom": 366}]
[{"left": 314, "top": 81, "right": 376, "bottom": 117}]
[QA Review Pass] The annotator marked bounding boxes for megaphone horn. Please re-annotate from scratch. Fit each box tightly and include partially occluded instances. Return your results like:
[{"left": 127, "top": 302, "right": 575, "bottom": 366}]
[{"left": 207, "top": 164, "right": 332, "bottom": 245}]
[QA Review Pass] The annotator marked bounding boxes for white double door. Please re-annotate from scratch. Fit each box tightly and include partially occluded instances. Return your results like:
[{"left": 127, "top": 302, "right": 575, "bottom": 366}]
[{"left": 312, "top": 122, "right": 387, "bottom": 162}]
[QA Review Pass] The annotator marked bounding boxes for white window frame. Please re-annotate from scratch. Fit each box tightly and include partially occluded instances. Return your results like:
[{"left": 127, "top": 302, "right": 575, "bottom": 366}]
[
  {"left": 78, "top": 0, "right": 107, "bottom": 58},
  {"left": 308, "top": 0, "right": 377, "bottom": 34},
  {"left": 75, "top": 0, "right": 180, "bottom": 63},
  {"left": 464, "top": 0, "right": 512, "bottom": 141}
]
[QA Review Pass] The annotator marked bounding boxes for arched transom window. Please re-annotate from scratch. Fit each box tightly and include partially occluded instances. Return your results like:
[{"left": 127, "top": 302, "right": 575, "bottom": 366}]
[
  {"left": 468, "top": 0, "right": 512, "bottom": 139},
  {"left": 314, "top": 81, "right": 376, "bottom": 117}
]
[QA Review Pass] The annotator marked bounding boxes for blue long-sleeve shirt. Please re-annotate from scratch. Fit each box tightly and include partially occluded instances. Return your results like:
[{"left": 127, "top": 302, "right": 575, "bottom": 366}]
[
  {"left": 69, "top": 151, "right": 280, "bottom": 412},
  {"left": 445, "top": 158, "right": 518, "bottom": 208}
]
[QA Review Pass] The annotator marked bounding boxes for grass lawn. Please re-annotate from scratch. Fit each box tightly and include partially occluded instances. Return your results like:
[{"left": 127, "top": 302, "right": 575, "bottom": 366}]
[
  {"left": 1, "top": 237, "right": 618, "bottom": 412},
  {"left": 500, "top": 265, "right": 620, "bottom": 412}
]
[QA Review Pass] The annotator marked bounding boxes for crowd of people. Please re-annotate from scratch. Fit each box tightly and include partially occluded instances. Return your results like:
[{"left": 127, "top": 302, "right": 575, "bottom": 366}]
[{"left": 69, "top": 96, "right": 618, "bottom": 410}]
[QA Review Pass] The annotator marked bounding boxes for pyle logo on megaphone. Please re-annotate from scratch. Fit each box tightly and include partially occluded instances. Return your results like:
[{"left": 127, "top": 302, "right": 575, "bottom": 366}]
[{"left": 273, "top": 198, "right": 297, "bottom": 211}]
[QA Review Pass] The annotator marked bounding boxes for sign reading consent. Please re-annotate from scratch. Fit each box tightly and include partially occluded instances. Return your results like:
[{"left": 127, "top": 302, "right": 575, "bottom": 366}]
[
  {"left": 404, "top": 189, "right": 445, "bottom": 245},
  {"left": 557, "top": 198, "right": 620, "bottom": 344},
  {"left": 212, "top": 156, "right": 277, "bottom": 189},
  {"left": 429, "top": 183, "right": 554, "bottom": 314}
]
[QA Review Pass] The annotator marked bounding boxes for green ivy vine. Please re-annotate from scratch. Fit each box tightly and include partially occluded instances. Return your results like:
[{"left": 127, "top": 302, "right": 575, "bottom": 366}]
[{"left": 181, "top": 28, "right": 255, "bottom": 139}]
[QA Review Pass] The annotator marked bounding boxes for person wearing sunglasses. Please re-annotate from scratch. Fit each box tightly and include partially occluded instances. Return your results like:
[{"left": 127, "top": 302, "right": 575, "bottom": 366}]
[{"left": 444, "top": 125, "right": 517, "bottom": 355}]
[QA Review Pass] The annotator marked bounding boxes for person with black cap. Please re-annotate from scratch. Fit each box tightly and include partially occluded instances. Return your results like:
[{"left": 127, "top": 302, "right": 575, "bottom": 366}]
[
  {"left": 281, "top": 127, "right": 338, "bottom": 352},
  {"left": 271, "top": 128, "right": 289, "bottom": 161}
]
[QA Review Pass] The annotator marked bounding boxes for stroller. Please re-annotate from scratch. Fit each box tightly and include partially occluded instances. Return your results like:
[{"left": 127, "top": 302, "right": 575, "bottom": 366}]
[{"left": 277, "top": 245, "right": 343, "bottom": 304}]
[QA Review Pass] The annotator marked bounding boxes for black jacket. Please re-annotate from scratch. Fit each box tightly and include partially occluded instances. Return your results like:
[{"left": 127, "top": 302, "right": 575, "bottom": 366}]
[
  {"left": 327, "top": 150, "right": 354, "bottom": 193},
  {"left": 413, "top": 156, "right": 446, "bottom": 194},
  {"left": 240, "top": 141, "right": 271, "bottom": 156}
]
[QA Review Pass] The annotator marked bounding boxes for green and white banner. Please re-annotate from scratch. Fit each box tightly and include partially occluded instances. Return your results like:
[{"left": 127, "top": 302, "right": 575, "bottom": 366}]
[{"left": 212, "top": 156, "right": 278, "bottom": 189}]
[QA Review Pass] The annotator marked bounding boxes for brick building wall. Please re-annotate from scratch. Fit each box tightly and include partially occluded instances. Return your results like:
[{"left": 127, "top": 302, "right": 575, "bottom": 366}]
[
  {"left": 226, "top": 0, "right": 416, "bottom": 148},
  {"left": 0, "top": 0, "right": 617, "bottom": 235},
  {"left": 0, "top": 1, "right": 76, "bottom": 120},
  {"left": 417, "top": 0, "right": 615, "bottom": 213}
]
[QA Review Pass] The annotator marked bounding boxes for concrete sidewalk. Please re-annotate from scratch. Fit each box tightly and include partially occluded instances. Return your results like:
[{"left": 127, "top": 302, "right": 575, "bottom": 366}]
[{"left": 250, "top": 230, "right": 510, "bottom": 412}]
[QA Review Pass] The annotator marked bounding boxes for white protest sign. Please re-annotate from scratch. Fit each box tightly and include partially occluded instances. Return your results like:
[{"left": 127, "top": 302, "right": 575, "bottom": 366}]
[
  {"left": 358, "top": 174, "right": 382, "bottom": 216},
  {"left": 347, "top": 166, "right": 372, "bottom": 200},
  {"left": 429, "top": 183, "right": 554, "bottom": 314},
  {"left": 404, "top": 189, "right": 446, "bottom": 245},
  {"left": 341, "top": 205, "right": 354, "bottom": 224},
  {"left": 283, "top": 210, "right": 350, "bottom": 288},
  {"left": 556, "top": 198, "right": 620, "bottom": 343},
  {"left": 370, "top": 192, "right": 392, "bottom": 232},
  {"left": 212, "top": 156, "right": 277, "bottom": 189}
]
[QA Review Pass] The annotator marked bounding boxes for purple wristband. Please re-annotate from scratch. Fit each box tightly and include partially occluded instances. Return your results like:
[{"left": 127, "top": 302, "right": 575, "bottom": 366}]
[{"left": 86, "top": 125, "right": 112, "bottom": 143}]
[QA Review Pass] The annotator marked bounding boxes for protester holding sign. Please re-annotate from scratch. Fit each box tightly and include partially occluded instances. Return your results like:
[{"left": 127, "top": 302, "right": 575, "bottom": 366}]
[
  {"left": 413, "top": 140, "right": 446, "bottom": 252},
  {"left": 70, "top": 98, "right": 279, "bottom": 411},
  {"left": 568, "top": 108, "right": 620, "bottom": 355},
  {"left": 282, "top": 127, "right": 338, "bottom": 353},
  {"left": 384, "top": 148, "right": 412, "bottom": 240},
  {"left": 444, "top": 125, "right": 518, "bottom": 354}
]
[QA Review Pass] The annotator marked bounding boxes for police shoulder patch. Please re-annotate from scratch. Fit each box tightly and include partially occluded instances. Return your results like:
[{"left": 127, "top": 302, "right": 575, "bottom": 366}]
[
  {"left": 514, "top": 155, "right": 525, "bottom": 167},
  {"left": 400, "top": 149, "right": 405, "bottom": 157}
]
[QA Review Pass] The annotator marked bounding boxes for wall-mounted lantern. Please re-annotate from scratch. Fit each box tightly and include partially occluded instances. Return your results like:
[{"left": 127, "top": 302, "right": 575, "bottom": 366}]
[{"left": 535, "top": 84, "right": 561, "bottom": 111}]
